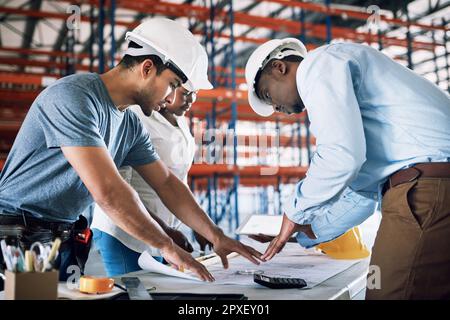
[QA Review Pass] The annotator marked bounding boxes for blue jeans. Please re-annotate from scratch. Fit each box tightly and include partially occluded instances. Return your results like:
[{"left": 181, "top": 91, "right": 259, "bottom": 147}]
[
  {"left": 92, "top": 229, "right": 164, "bottom": 278},
  {"left": 93, "top": 229, "right": 142, "bottom": 277}
]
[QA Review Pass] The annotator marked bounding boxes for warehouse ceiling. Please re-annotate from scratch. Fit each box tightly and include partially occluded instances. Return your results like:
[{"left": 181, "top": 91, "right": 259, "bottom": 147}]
[{"left": 0, "top": 0, "right": 449, "bottom": 90}]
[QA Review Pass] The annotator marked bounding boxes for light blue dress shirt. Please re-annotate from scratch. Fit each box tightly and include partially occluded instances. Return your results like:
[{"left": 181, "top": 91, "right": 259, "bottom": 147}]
[{"left": 284, "top": 43, "right": 450, "bottom": 248}]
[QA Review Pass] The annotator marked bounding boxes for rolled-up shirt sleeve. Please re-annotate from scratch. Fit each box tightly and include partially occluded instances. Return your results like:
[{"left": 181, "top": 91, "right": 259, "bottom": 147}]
[
  {"left": 285, "top": 49, "right": 367, "bottom": 225},
  {"left": 294, "top": 183, "right": 377, "bottom": 248}
]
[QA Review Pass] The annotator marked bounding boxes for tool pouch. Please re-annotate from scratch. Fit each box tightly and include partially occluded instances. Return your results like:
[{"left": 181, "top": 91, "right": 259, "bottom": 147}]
[
  {"left": 72, "top": 215, "right": 92, "bottom": 273},
  {"left": 57, "top": 215, "right": 92, "bottom": 281}
]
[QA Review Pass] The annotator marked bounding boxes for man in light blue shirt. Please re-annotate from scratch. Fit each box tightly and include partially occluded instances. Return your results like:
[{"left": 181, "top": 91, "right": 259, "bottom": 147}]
[{"left": 245, "top": 38, "right": 450, "bottom": 299}]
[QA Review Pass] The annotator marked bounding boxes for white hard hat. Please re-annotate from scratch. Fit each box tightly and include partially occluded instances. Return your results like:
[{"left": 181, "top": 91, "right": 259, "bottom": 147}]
[
  {"left": 245, "top": 38, "right": 307, "bottom": 117},
  {"left": 124, "top": 17, "right": 213, "bottom": 92}
]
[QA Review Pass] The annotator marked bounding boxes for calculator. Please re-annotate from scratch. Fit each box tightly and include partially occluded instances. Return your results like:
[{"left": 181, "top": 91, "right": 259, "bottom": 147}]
[{"left": 253, "top": 274, "right": 307, "bottom": 289}]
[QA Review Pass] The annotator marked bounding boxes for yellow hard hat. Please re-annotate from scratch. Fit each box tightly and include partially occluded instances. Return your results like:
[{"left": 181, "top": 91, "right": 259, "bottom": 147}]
[{"left": 315, "top": 227, "right": 370, "bottom": 260}]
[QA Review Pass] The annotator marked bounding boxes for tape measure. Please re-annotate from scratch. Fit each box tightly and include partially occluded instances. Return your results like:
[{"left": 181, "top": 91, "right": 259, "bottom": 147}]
[{"left": 79, "top": 276, "right": 115, "bottom": 294}]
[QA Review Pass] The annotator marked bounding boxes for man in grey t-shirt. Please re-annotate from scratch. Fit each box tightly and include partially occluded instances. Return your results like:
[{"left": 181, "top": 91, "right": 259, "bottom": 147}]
[{"left": 0, "top": 18, "right": 262, "bottom": 283}]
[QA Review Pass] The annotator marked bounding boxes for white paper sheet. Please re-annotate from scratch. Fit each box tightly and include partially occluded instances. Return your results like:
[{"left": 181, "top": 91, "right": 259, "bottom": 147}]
[
  {"left": 137, "top": 241, "right": 360, "bottom": 289},
  {"left": 205, "top": 254, "right": 358, "bottom": 288},
  {"left": 137, "top": 250, "right": 202, "bottom": 282},
  {"left": 203, "top": 240, "right": 360, "bottom": 288},
  {"left": 236, "top": 215, "right": 295, "bottom": 238}
]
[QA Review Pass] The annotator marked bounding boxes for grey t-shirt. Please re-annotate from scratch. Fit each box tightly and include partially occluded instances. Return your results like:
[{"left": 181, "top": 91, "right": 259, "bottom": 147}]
[{"left": 0, "top": 73, "right": 159, "bottom": 222}]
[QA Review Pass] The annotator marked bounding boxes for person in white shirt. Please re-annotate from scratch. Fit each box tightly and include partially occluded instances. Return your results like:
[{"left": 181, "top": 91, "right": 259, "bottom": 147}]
[{"left": 91, "top": 86, "right": 209, "bottom": 276}]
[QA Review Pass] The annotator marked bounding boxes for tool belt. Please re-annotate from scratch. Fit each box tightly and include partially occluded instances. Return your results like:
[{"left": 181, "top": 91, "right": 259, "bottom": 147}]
[
  {"left": 382, "top": 162, "right": 450, "bottom": 195},
  {"left": 0, "top": 215, "right": 73, "bottom": 244},
  {"left": 0, "top": 214, "right": 92, "bottom": 276}
]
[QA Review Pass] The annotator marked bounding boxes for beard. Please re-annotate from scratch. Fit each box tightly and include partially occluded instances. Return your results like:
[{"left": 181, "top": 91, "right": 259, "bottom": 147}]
[
  {"left": 173, "top": 110, "right": 185, "bottom": 117},
  {"left": 292, "top": 104, "right": 305, "bottom": 114},
  {"left": 135, "top": 89, "right": 155, "bottom": 117},
  {"left": 291, "top": 99, "right": 306, "bottom": 114},
  {"left": 141, "top": 107, "right": 152, "bottom": 117}
]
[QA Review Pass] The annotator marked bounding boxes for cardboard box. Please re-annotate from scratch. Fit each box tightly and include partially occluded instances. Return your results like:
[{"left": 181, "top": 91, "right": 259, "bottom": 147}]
[{"left": 4, "top": 270, "right": 58, "bottom": 300}]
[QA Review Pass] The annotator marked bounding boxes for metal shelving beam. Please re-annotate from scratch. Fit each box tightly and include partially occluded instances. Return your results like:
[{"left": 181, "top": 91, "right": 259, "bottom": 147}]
[
  {"left": 0, "top": 56, "right": 95, "bottom": 71},
  {"left": 189, "top": 164, "right": 308, "bottom": 177},
  {"left": 2, "top": 0, "right": 446, "bottom": 221},
  {"left": 259, "top": 0, "right": 447, "bottom": 32},
  {"left": 0, "top": 4, "right": 442, "bottom": 50},
  {"left": 19, "top": 0, "right": 42, "bottom": 55}
]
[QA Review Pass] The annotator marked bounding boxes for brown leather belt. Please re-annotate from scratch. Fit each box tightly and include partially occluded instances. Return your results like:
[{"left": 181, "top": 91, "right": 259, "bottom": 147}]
[{"left": 383, "top": 162, "right": 450, "bottom": 195}]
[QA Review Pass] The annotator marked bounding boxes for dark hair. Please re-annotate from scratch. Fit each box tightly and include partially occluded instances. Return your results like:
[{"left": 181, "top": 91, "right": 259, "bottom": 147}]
[
  {"left": 254, "top": 54, "right": 303, "bottom": 99},
  {"left": 119, "top": 41, "right": 167, "bottom": 75}
]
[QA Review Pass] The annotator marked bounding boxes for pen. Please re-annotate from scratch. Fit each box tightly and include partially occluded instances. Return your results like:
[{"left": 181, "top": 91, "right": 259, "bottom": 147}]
[
  {"left": 49, "top": 238, "right": 61, "bottom": 261},
  {"left": 1, "top": 240, "right": 13, "bottom": 271},
  {"left": 42, "top": 238, "right": 61, "bottom": 272},
  {"left": 6, "top": 245, "right": 14, "bottom": 272},
  {"left": 24, "top": 250, "right": 34, "bottom": 272},
  {"left": 13, "top": 248, "right": 25, "bottom": 272},
  {"left": 195, "top": 252, "right": 217, "bottom": 262},
  {"left": 32, "top": 251, "right": 43, "bottom": 273},
  {"left": 11, "top": 255, "right": 17, "bottom": 273}
]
